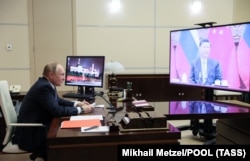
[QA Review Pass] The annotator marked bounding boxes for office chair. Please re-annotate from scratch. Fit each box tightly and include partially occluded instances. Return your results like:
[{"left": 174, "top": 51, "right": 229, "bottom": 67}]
[{"left": 0, "top": 80, "right": 43, "bottom": 153}]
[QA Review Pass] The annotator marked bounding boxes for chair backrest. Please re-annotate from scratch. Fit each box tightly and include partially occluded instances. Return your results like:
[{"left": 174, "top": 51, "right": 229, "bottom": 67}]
[{"left": 0, "top": 80, "right": 17, "bottom": 145}]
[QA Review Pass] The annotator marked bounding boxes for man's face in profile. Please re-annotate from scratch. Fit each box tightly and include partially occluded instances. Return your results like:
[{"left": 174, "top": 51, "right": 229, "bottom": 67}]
[
  {"left": 199, "top": 41, "right": 211, "bottom": 59},
  {"left": 50, "top": 65, "right": 65, "bottom": 86}
]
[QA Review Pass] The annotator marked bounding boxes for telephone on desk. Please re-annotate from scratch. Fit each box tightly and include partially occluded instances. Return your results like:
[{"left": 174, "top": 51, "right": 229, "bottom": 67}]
[
  {"left": 9, "top": 85, "right": 21, "bottom": 94},
  {"left": 119, "top": 111, "right": 167, "bottom": 131}
]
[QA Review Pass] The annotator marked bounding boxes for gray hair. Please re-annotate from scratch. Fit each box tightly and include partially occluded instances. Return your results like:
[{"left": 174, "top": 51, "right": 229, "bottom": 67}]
[{"left": 42, "top": 62, "right": 58, "bottom": 76}]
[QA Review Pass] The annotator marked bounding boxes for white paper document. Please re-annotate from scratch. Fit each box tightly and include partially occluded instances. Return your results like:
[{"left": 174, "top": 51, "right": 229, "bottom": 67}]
[
  {"left": 70, "top": 115, "right": 103, "bottom": 121},
  {"left": 90, "top": 102, "right": 105, "bottom": 108},
  {"left": 94, "top": 104, "right": 105, "bottom": 108},
  {"left": 132, "top": 100, "right": 150, "bottom": 107}
]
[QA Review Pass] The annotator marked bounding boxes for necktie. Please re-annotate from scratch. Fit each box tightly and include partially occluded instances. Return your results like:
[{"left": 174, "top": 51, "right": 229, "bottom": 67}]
[
  {"left": 201, "top": 60, "right": 207, "bottom": 84},
  {"left": 54, "top": 87, "right": 58, "bottom": 101}
]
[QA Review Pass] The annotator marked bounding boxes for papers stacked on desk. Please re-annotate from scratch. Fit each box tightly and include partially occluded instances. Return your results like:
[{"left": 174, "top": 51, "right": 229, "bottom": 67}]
[
  {"left": 60, "top": 115, "right": 109, "bottom": 133},
  {"left": 70, "top": 115, "right": 103, "bottom": 121},
  {"left": 132, "top": 100, "right": 149, "bottom": 107},
  {"left": 61, "top": 119, "right": 101, "bottom": 128},
  {"left": 132, "top": 100, "right": 154, "bottom": 111}
]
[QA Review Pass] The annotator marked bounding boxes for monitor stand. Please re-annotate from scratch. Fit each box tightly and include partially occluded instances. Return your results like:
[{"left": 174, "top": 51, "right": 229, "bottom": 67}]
[
  {"left": 205, "top": 88, "right": 214, "bottom": 101},
  {"left": 197, "top": 88, "right": 216, "bottom": 144},
  {"left": 77, "top": 86, "right": 95, "bottom": 96},
  {"left": 85, "top": 86, "right": 95, "bottom": 96},
  {"left": 177, "top": 88, "right": 216, "bottom": 145},
  {"left": 77, "top": 86, "right": 95, "bottom": 103},
  {"left": 77, "top": 86, "right": 84, "bottom": 95}
]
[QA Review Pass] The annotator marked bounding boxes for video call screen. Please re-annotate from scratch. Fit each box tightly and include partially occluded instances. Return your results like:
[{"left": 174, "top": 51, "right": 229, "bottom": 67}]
[{"left": 169, "top": 22, "right": 250, "bottom": 92}]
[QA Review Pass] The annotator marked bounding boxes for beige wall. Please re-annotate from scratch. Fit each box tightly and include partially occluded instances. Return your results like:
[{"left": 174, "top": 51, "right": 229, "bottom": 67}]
[
  {"left": 0, "top": 0, "right": 250, "bottom": 91},
  {"left": 31, "top": 0, "right": 74, "bottom": 91},
  {"left": 0, "top": 0, "right": 30, "bottom": 90},
  {"left": 233, "top": 0, "right": 250, "bottom": 22},
  {"left": 76, "top": 0, "right": 235, "bottom": 75}
]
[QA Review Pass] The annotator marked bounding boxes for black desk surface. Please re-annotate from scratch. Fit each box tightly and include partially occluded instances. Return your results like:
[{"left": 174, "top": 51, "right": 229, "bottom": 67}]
[{"left": 150, "top": 100, "right": 250, "bottom": 120}]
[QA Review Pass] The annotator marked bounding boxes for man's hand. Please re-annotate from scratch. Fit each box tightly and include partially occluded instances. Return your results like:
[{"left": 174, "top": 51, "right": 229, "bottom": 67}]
[
  {"left": 80, "top": 105, "right": 94, "bottom": 114},
  {"left": 76, "top": 100, "right": 89, "bottom": 107}
]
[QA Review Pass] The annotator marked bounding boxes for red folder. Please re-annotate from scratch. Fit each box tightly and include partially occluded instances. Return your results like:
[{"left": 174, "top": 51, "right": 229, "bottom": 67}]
[{"left": 61, "top": 119, "right": 101, "bottom": 129}]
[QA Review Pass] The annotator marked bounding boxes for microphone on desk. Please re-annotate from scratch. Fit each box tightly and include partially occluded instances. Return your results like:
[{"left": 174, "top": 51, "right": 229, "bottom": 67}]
[
  {"left": 94, "top": 91, "right": 120, "bottom": 132},
  {"left": 94, "top": 91, "right": 116, "bottom": 113}
]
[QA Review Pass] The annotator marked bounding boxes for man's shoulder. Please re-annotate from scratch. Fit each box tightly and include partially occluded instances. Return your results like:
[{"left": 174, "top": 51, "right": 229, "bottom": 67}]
[
  {"left": 208, "top": 58, "right": 219, "bottom": 64},
  {"left": 191, "top": 58, "right": 200, "bottom": 65},
  {"left": 31, "top": 77, "right": 52, "bottom": 91}
]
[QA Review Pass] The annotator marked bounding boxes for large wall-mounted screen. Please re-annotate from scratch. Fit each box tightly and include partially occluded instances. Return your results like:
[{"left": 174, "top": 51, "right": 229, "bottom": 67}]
[{"left": 169, "top": 22, "right": 250, "bottom": 92}]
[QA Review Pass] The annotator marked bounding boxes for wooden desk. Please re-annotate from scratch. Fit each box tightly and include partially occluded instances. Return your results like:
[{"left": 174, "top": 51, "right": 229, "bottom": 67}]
[
  {"left": 47, "top": 99, "right": 250, "bottom": 161},
  {"left": 47, "top": 106, "right": 181, "bottom": 161},
  {"left": 152, "top": 100, "right": 250, "bottom": 143},
  {"left": 108, "top": 74, "right": 204, "bottom": 101},
  {"left": 215, "top": 100, "right": 250, "bottom": 144},
  {"left": 216, "top": 100, "right": 250, "bottom": 107},
  {"left": 10, "top": 91, "right": 26, "bottom": 101}
]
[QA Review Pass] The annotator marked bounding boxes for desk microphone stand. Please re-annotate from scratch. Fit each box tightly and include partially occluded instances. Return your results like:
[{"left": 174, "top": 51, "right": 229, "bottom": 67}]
[{"left": 94, "top": 92, "right": 119, "bottom": 132}]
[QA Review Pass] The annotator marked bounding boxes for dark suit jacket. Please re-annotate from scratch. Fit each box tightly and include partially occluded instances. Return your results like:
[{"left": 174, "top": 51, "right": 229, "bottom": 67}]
[
  {"left": 189, "top": 101, "right": 216, "bottom": 114},
  {"left": 189, "top": 58, "right": 222, "bottom": 85},
  {"left": 12, "top": 77, "right": 78, "bottom": 152}
]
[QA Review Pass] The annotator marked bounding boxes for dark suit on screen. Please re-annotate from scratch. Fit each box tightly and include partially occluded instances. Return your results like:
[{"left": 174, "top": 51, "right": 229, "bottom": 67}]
[
  {"left": 12, "top": 77, "right": 78, "bottom": 160},
  {"left": 189, "top": 58, "right": 222, "bottom": 85},
  {"left": 189, "top": 101, "right": 216, "bottom": 114}
]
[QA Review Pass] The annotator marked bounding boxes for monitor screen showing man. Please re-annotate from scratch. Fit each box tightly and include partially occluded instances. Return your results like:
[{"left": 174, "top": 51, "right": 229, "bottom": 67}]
[{"left": 169, "top": 22, "right": 250, "bottom": 92}]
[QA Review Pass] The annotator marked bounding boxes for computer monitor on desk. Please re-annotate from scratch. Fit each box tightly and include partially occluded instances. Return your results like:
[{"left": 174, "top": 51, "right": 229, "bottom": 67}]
[{"left": 63, "top": 55, "right": 105, "bottom": 101}]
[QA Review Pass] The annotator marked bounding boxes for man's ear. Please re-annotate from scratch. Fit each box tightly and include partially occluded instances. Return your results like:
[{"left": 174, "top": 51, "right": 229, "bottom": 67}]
[{"left": 48, "top": 71, "right": 55, "bottom": 78}]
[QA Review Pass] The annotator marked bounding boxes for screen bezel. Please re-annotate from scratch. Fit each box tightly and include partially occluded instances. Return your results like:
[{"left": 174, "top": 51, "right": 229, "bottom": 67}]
[
  {"left": 169, "top": 21, "right": 250, "bottom": 92},
  {"left": 65, "top": 55, "right": 105, "bottom": 88}
]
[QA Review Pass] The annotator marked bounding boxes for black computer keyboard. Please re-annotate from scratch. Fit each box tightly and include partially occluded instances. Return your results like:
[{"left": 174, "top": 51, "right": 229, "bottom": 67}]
[{"left": 62, "top": 93, "right": 95, "bottom": 100}]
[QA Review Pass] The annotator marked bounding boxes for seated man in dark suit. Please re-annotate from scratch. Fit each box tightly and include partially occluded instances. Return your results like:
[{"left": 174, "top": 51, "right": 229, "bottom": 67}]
[
  {"left": 189, "top": 101, "right": 216, "bottom": 114},
  {"left": 12, "top": 62, "right": 94, "bottom": 161},
  {"left": 190, "top": 38, "right": 222, "bottom": 85}
]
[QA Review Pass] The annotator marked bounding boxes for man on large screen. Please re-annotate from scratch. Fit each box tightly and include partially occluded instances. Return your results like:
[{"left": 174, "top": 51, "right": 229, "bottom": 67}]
[{"left": 189, "top": 38, "right": 223, "bottom": 85}]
